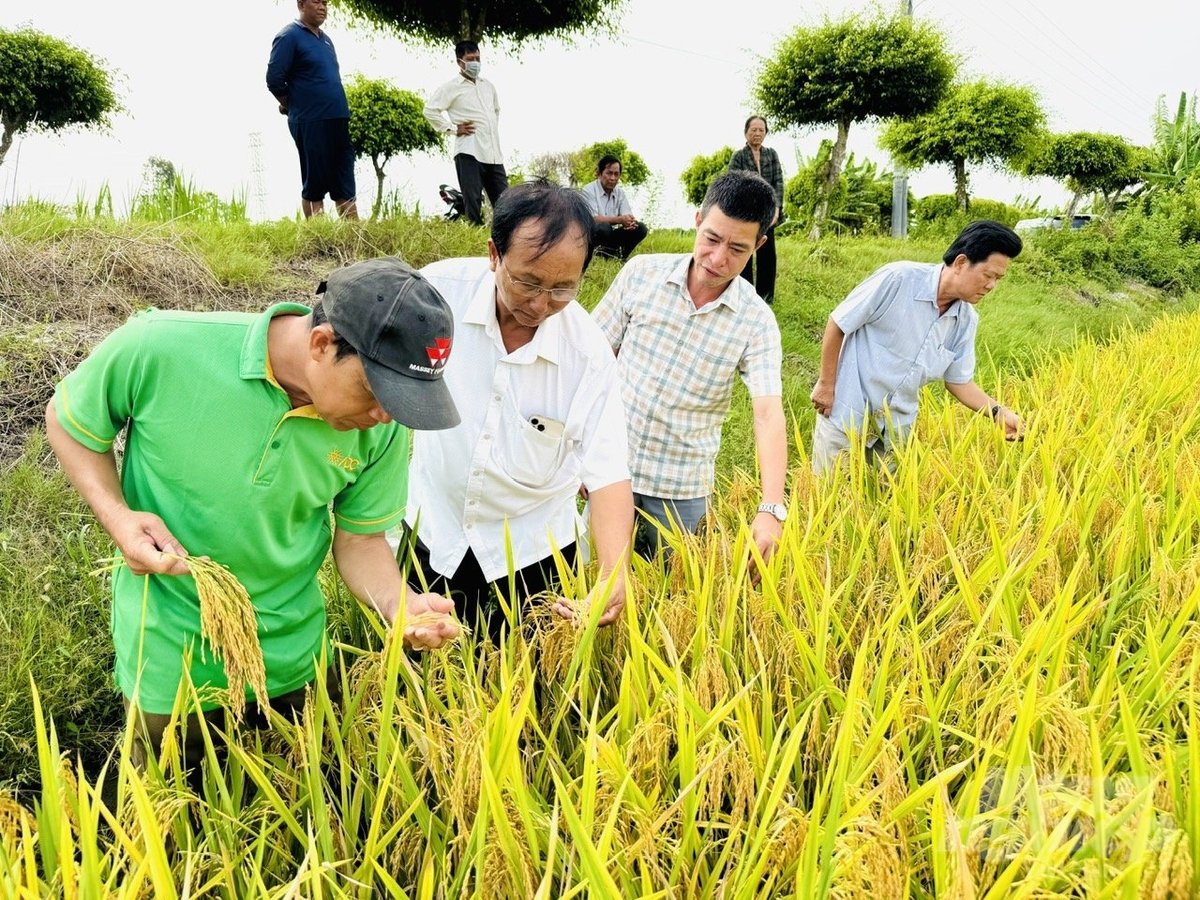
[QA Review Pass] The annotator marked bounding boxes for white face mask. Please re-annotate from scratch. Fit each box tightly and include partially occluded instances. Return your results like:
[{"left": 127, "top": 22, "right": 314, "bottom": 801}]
[{"left": 462, "top": 60, "right": 481, "bottom": 78}]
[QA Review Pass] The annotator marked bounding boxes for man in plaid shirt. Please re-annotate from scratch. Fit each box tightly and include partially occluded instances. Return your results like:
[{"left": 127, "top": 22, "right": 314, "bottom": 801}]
[{"left": 592, "top": 171, "right": 787, "bottom": 565}]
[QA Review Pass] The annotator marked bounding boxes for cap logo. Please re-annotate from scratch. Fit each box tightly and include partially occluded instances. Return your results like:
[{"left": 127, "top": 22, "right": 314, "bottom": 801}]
[{"left": 426, "top": 337, "right": 452, "bottom": 369}]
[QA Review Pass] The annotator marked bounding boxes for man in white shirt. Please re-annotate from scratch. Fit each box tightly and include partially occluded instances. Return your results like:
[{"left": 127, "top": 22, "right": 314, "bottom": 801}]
[
  {"left": 397, "top": 180, "right": 634, "bottom": 640},
  {"left": 423, "top": 40, "right": 507, "bottom": 226},
  {"left": 579, "top": 154, "right": 648, "bottom": 261}
]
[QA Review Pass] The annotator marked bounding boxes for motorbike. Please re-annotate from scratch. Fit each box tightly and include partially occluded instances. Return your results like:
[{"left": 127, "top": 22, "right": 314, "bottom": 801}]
[{"left": 438, "top": 184, "right": 465, "bottom": 222}]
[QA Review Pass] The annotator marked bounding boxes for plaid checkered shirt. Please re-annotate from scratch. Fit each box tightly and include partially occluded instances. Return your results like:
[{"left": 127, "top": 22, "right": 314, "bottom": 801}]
[{"left": 592, "top": 254, "right": 783, "bottom": 498}]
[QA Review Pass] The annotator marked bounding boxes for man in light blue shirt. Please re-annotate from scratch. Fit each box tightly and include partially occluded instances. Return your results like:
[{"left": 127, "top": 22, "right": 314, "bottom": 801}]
[
  {"left": 579, "top": 155, "right": 648, "bottom": 261},
  {"left": 810, "top": 220, "right": 1026, "bottom": 474}
]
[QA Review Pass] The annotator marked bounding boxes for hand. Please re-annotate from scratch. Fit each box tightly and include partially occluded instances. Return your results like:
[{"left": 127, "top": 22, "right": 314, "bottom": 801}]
[
  {"left": 455, "top": 121, "right": 476, "bottom": 136},
  {"left": 749, "top": 512, "right": 782, "bottom": 586},
  {"left": 277, "top": 102, "right": 288, "bottom": 115},
  {"left": 106, "top": 509, "right": 190, "bottom": 576},
  {"left": 551, "top": 578, "right": 626, "bottom": 627},
  {"left": 398, "top": 589, "right": 460, "bottom": 650},
  {"left": 621, "top": 215, "right": 638, "bottom": 229},
  {"left": 999, "top": 407, "right": 1024, "bottom": 441},
  {"left": 811, "top": 380, "right": 835, "bottom": 417}
]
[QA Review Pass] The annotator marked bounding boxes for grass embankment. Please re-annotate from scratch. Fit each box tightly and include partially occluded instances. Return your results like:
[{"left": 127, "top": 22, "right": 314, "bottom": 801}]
[{"left": 2, "top": 283, "right": 1199, "bottom": 895}]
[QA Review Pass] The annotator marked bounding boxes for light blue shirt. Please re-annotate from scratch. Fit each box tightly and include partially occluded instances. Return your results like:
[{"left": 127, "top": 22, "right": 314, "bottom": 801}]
[
  {"left": 579, "top": 179, "right": 633, "bottom": 218},
  {"left": 830, "top": 261, "right": 977, "bottom": 445}
]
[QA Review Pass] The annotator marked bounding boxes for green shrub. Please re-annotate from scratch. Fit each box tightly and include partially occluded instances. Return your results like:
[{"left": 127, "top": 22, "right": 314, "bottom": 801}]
[
  {"left": 783, "top": 149, "right": 893, "bottom": 236},
  {"left": 967, "top": 198, "right": 1021, "bottom": 227},
  {"left": 914, "top": 193, "right": 959, "bottom": 222},
  {"left": 914, "top": 193, "right": 1022, "bottom": 227},
  {"left": 1112, "top": 209, "right": 1200, "bottom": 292},
  {"left": 1029, "top": 225, "right": 1121, "bottom": 286}
]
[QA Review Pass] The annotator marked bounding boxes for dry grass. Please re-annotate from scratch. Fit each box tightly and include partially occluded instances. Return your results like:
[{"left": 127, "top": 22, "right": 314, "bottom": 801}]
[
  {"left": 0, "top": 322, "right": 106, "bottom": 463},
  {"left": 0, "top": 228, "right": 230, "bottom": 329}
]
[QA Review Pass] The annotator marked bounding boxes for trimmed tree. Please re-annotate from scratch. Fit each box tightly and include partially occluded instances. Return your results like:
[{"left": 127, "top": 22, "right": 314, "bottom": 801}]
[
  {"left": 0, "top": 28, "right": 118, "bottom": 168},
  {"left": 1021, "top": 132, "right": 1144, "bottom": 217},
  {"left": 331, "top": 0, "right": 628, "bottom": 45},
  {"left": 880, "top": 80, "right": 1045, "bottom": 213},
  {"left": 680, "top": 146, "right": 734, "bottom": 207},
  {"left": 345, "top": 76, "right": 443, "bottom": 220},
  {"left": 755, "top": 14, "right": 954, "bottom": 239}
]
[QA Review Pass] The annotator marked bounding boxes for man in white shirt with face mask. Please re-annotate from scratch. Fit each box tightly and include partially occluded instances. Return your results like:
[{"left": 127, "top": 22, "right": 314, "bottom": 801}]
[{"left": 424, "top": 40, "right": 507, "bottom": 226}]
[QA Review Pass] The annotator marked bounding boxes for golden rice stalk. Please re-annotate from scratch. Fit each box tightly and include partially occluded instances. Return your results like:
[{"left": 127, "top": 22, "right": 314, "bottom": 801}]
[
  {"left": 168, "top": 554, "right": 268, "bottom": 721},
  {"left": 0, "top": 791, "right": 34, "bottom": 846},
  {"left": 1143, "top": 827, "right": 1193, "bottom": 900},
  {"left": 695, "top": 644, "right": 729, "bottom": 712},
  {"left": 765, "top": 804, "right": 810, "bottom": 872}
]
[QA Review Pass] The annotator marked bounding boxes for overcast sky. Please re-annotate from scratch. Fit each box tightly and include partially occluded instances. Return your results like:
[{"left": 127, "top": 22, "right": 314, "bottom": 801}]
[{"left": 2, "top": 0, "right": 1195, "bottom": 227}]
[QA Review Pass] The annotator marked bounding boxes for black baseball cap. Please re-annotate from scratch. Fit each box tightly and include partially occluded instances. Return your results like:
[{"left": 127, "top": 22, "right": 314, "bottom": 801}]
[{"left": 317, "top": 257, "right": 460, "bottom": 430}]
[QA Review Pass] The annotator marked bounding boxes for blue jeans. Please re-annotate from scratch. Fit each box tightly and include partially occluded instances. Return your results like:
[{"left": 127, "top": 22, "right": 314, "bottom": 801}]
[{"left": 633, "top": 493, "right": 710, "bottom": 558}]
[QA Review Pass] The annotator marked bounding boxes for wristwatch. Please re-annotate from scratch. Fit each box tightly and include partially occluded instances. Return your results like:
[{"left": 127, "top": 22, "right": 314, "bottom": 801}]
[{"left": 757, "top": 502, "right": 788, "bottom": 523}]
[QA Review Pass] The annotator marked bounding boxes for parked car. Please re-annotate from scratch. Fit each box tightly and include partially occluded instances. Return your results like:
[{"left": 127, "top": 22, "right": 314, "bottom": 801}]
[{"left": 1014, "top": 214, "right": 1093, "bottom": 234}]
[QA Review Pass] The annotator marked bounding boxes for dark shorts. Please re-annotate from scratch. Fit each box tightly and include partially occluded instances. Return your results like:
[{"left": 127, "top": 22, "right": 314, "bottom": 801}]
[{"left": 288, "top": 117, "right": 356, "bottom": 202}]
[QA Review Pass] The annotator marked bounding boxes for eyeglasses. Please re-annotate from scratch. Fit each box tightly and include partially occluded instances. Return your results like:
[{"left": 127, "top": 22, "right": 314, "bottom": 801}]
[{"left": 500, "top": 260, "right": 580, "bottom": 305}]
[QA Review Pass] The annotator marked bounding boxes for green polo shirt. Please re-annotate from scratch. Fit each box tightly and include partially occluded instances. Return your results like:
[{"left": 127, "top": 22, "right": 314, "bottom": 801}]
[{"left": 53, "top": 303, "right": 410, "bottom": 714}]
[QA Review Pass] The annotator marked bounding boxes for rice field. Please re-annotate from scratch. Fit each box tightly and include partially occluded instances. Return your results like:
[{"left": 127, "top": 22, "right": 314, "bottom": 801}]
[{"left": 2, "top": 308, "right": 1199, "bottom": 898}]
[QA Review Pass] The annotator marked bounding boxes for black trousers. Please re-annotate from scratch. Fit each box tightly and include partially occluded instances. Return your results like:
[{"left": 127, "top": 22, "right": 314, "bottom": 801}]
[
  {"left": 592, "top": 221, "right": 648, "bottom": 260},
  {"left": 740, "top": 227, "right": 777, "bottom": 302},
  {"left": 455, "top": 153, "right": 508, "bottom": 226},
  {"left": 402, "top": 532, "right": 576, "bottom": 642}
]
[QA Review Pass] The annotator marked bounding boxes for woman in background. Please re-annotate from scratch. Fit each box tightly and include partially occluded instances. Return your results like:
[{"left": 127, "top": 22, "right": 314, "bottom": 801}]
[{"left": 728, "top": 115, "right": 784, "bottom": 304}]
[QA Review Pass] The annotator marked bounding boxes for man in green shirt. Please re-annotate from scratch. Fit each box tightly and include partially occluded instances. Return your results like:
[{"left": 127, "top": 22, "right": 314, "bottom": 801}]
[{"left": 46, "top": 257, "right": 461, "bottom": 767}]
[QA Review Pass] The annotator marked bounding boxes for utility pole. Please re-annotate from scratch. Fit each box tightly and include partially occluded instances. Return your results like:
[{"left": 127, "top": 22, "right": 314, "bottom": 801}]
[
  {"left": 890, "top": 0, "right": 914, "bottom": 238},
  {"left": 248, "top": 131, "right": 267, "bottom": 222}
]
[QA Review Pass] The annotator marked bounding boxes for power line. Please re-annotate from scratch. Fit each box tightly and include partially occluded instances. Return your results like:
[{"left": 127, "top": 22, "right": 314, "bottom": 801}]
[
  {"left": 1008, "top": 0, "right": 1151, "bottom": 114},
  {"left": 963, "top": 25, "right": 1148, "bottom": 138},
  {"left": 972, "top": 9, "right": 1149, "bottom": 129},
  {"left": 622, "top": 34, "right": 748, "bottom": 69}
]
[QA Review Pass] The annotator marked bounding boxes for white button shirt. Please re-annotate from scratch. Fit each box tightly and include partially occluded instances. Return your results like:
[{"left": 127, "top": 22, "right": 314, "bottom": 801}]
[
  {"left": 405, "top": 258, "right": 631, "bottom": 581},
  {"left": 423, "top": 74, "right": 504, "bottom": 165}
]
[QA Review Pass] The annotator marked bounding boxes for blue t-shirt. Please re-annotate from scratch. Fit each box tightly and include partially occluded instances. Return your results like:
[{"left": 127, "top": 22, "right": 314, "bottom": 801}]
[{"left": 266, "top": 21, "right": 350, "bottom": 123}]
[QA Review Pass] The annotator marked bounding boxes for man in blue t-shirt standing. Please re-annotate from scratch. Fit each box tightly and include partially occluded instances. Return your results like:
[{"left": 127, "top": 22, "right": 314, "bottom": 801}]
[{"left": 266, "top": 0, "right": 358, "bottom": 219}]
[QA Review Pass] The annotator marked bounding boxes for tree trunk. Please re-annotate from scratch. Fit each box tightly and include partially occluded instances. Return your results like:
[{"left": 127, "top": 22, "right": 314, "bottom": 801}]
[
  {"left": 1064, "top": 190, "right": 1082, "bottom": 221},
  {"left": 0, "top": 119, "right": 14, "bottom": 170},
  {"left": 954, "top": 159, "right": 970, "bottom": 213},
  {"left": 371, "top": 157, "right": 387, "bottom": 221},
  {"left": 466, "top": 8, "right": 485, "bottom": 43},
  {"left": 809, "top": 118, "right": 850, "bottom": 241}
]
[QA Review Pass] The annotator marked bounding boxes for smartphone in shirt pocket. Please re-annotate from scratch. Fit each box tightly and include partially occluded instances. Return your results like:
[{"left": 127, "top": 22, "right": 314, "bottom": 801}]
[{"left": 528, "top": 414, "right": 565, "bottom": 441}]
